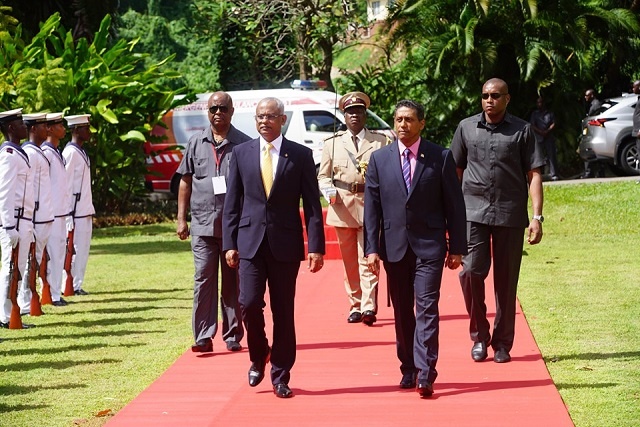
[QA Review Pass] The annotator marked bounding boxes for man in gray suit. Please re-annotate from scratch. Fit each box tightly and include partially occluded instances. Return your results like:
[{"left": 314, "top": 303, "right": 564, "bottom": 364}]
[{"left": 177, "top": 92, "right": 250, "bottom": 353}]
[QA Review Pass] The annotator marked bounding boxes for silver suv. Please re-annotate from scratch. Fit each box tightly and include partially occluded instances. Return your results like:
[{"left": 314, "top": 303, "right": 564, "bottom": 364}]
[{"left": 579, "top": 94, "right": 639, "bottom": 176}]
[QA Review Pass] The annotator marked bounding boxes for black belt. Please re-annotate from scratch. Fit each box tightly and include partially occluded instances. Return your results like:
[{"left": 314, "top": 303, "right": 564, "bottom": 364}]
[{"left": 333, "top": 180, "right": 365, "bottom": 193}]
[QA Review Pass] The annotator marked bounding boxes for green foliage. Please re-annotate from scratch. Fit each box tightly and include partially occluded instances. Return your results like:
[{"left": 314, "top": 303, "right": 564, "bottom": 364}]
[
  {"left": 339, "top": 0, "right": 640, "bottom": 176},
  {"left": 0, "top": 13, "right": 185, "bottom": 214}
]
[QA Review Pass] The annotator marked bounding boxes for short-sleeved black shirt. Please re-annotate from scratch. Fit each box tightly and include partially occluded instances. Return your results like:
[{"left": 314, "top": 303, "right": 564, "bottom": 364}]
[
  {"left": 177, "top": 125, "right": 251, "bottom": 237},
  {"left": 450, "top": 112, "right": 545, "bottom": 228}
]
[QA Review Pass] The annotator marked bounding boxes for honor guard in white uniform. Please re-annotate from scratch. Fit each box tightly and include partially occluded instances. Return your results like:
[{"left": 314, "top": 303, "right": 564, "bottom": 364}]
[
  {"left": 62, "top": 114, "right": 94, "bottom": 296},
  {"left": 0, "top": 108, "right": 36, "bottom": 329},
  {"left": 317, "top": 92, "right": 390, "bottom": 326},
  {"left": 42, "top": 113, "right": 70, "bottom": 306},
  {"left": 21, "top": 113, "right": 55, "bottom": 314}
]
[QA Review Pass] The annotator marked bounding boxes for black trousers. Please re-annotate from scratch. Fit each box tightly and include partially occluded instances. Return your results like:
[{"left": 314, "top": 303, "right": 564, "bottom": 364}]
[
  {"left": 384, "top": 246, "right": 444, "bottom": 384},
  {"left": 459, "top": 223, "right": 524, "bottom": 352},
  {"left": 239, "top": 236, "right": 300, "bottom": 385}
]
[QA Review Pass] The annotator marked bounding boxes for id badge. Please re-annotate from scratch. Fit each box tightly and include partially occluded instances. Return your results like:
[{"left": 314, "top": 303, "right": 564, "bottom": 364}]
[{"left": 212, "top": 176, "right": 227, "bottom": 195}]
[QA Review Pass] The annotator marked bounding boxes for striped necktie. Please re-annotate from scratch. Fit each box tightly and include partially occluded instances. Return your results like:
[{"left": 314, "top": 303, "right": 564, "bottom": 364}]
[{"left": 402, "top": 148, "right": 411, "bottom": 192}]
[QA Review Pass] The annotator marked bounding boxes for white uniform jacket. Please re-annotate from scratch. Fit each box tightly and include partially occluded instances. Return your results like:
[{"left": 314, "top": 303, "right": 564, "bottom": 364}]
[
  {"left": 23, "top": 142, "right": 54, "bottom": 224},
  {"left": 42, "top": 143, "right": 70, "bottom": 218},
  {"left": 62, "top": 143, "right": 95, "bottom": 217},
  {"left": 0, "top": 142, "right": 34, "bottom": 229}
]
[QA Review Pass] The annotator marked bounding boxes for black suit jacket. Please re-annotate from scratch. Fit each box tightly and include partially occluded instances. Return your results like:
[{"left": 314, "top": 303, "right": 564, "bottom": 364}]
[
  {"left": 364, "top": 138, "right": 467, "bottom": 263},
  {"left": 222, "top": 137, "right": 325, "bottom": 261}
]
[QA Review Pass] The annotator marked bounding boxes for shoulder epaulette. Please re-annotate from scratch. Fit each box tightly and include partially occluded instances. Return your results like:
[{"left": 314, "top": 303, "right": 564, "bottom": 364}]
[{"left": 323, "top": 130, "right": 347, "bottom": 142}]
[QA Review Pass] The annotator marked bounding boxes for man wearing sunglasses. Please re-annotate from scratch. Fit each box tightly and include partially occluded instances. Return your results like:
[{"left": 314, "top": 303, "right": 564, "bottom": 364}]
[
  {"left": 176, "top": 92, "right": 251, "bottom": 354},
  {"left": 451, "top": 78, "right": 545, "bottom": 364}
]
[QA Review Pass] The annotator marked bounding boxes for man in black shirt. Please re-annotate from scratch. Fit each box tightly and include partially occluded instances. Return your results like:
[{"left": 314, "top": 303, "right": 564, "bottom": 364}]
[{"left": 451, "top": 78, "right": 545, "bottom": 364}]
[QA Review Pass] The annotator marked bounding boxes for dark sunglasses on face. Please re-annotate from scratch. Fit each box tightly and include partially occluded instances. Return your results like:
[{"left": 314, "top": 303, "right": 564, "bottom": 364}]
[
  {"left": 209, "top": 105, "right": 229, "bottom": 114},
  {"left": 481, "top": 93, "right": 507, "bottom": 100}
]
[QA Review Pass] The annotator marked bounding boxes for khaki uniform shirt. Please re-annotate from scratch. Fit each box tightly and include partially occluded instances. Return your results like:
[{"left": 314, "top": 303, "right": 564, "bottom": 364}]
[{"left": 318, "top": 129, "right": 389, "bottom": 228}]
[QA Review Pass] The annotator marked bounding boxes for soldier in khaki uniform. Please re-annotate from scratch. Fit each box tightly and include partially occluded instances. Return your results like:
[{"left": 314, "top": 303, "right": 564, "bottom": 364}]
[{"left": 318, "top": 92, "right": 389, "bottom": 326}]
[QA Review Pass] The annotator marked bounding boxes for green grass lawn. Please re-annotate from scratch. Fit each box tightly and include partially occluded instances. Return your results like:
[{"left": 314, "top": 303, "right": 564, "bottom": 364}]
[{"left": 1, "top": 180, "right": 638, "bottom": 426}]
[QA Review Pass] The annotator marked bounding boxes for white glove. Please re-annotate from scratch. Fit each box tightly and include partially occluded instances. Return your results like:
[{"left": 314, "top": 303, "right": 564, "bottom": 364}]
[
  {"left": 65, "top": 216, "right": 75, "bottom": 232},
  {"left": 7, "top": 228, "right": 19, "bottom": 248}
]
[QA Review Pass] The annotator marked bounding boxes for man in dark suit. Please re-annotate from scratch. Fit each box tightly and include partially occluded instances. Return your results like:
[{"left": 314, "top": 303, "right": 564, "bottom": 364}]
[
  {"left": 364, "top": 100, "right": 467, "bottom": 398},
  {"left": 223, "top": 97, "right": 325, "bottom": 399}
]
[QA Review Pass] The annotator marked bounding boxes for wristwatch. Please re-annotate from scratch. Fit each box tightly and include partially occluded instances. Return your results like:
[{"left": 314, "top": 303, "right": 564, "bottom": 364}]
[{"left": 532, "top": 214, "right": 544, "bottom": 223}]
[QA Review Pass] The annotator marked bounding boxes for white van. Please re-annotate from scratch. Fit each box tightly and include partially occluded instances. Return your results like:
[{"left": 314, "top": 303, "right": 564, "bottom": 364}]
[{"left": 144, "top": 82, "right": 393, "bottom": 194}]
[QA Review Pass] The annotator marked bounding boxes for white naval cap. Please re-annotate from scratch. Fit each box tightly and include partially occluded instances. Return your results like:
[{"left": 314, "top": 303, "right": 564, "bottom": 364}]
[
  {"left": 0, "top": 108, "right": 24, "bottom": 123},
  {"left": 65, "top": 114, "right": 91, "bottom": 127},
  {"left": 45, "top": 112, "right": 65, "bottom": 124},
  {"left": 23, "top": 112, "right": 48, "bottom": 125}
]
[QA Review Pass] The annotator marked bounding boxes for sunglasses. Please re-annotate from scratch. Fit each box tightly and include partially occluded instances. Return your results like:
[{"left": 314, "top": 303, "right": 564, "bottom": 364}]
[
  {"left": 254, "top": 114, "right": 283, "bottom": 122},
  {"left": 481, "top": 93, "right": 507, "bottom": 100},
  {"left": 209, "top": 105, "right": 229, "bottom": 114}
]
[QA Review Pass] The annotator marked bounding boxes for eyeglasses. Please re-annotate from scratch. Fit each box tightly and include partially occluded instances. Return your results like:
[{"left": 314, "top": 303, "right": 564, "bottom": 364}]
[
  {"left": 254, "top": 114, "right": 282, "bottom": 121},
  {"left": 209, "top": 105, "right": 229, "bottom": 114},
  {"left": 481, "top": 93, "right": 507, "bottom": 100}
]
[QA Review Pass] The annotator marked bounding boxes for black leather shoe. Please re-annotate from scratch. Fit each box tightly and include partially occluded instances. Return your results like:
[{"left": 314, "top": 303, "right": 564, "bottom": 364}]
[
  {"left": 74, "top": 289, "right": 89, "bottom": 296},
  {"left": 494, "top": 348, "right": 511, "bottom": 363},
  {"left": 471, "top": 341, "right": 488, "bottom": 362},
  {"left": 399, "top": 372, "right": 417, "bottom": 389},
  {"left": 347, "top": 312, "right": 362, "bottom": 323},
  {"left": 3, "top": 322, "right": 36, "bottom": 329},
  {"left": 248, "top": 347, "right": 271, "bottom": 387},
  {"left": 226, "top": 341, "right": 242, "bottom": 352},
  {"left": 416, "top": 381, "right": 434, "bottom": 397},
  {"left": 362, "top": 310, "right": 377, "bottom": 326},
  {"left": 191, "top": 339, "right": 213, "bottom": 353},
  {"left": 52, "top": 298, "right": 68, "bottom": 307},
  {"left": 273, "top": 383, "right": 293, "bottom": 398}
]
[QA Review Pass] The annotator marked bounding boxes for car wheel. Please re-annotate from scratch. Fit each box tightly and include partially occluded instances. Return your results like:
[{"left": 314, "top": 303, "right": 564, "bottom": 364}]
[{"left": 617, "top": 139, "right": 640, "bottom": 176}]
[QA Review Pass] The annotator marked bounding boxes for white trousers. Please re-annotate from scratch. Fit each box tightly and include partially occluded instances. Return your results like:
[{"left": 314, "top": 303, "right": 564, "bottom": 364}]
[
  {"left": 0, "top": 222, "right": 33, "bottom": 323},
  {"left": 61, "top": 217, "right": 92, "bottom": 291},
  {"left": 20, "top": 221, "right": 52, "bottom": 313},
  {"left": 45, "top": 217, "right": 66, "bottom": 301}
]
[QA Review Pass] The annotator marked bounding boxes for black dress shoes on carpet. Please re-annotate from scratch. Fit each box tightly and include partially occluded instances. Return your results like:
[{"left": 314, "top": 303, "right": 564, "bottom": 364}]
[
  {"left": 347, "top": 312, "right": 362, "bottom": 323},
  {"left": 191, "top": 339, "right": 213, "bottom": 353},
  {"left": 416, "top": 381, "right": 434, "bottom": 398},
  {"left": 361, "top": 310, "right": 377, "bottom": 326},
  {"left": 248, "top": 347, "right": 271, "bottom": 387},
  {"left": 273, "top": 383, "right": 293, "bottom": 398},
  {"left": 399, "top": 372, "right": 417, "bottom": 389},
  {"left": 226, "top": 341, "right": 242, "bottom": 352},
  {"left": 471, "top": 341, "right": 488, "bottom": 362},
  {"left": 494, "top": 348, "right": 511, "bottom": 363}
]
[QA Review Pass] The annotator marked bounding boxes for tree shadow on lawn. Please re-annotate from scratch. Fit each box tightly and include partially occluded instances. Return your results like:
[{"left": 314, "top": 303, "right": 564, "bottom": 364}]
[
  {"left": 91, "top": 240, "right": 191, "bottom": 255},
  {"left": 43, "top": 316, "right": 165, "bottom": 328},
  {"left": 0, "top": 382, "right": 86, "bottom": 396},
  {"left": 5, "top": 342, "right": 145, "bottom": 357},
  {"left": 3, "top": 358, "right": 121, "bottom": 372},
  {"left": 13, "top": 329, "right": 165, "bottom": 341},
  {"left": 545, "top": 350, "right": 640, "bottom": 362}
]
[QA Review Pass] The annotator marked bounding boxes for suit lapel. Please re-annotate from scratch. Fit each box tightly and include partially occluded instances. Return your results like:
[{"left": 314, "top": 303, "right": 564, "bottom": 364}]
[
  {"left": 408, "top": 138, "right": 428, "bottom": 197},
  {"left": 272, "top": 138, "right": 291, "bottom": 195},
  {"left": 386, "top": 142, "right": 407, "bottom": 194}
]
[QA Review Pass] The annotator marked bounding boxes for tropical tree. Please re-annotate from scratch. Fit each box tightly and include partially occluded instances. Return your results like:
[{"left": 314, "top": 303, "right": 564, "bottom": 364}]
[
  {"left": 0, "top": 12, "right": 184, "bottom": 213},
  {"left": 339, "top": 0, "right": 640, "bottom": 174}
]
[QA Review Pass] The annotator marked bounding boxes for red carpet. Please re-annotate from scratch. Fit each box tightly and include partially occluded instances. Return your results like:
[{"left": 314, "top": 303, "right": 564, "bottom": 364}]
[{"left": 106, "top": 261, "right": 573, "bottom": 427}]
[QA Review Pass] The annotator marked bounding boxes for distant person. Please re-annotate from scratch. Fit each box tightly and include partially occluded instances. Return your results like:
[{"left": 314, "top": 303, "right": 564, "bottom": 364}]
[
  {"left": 42, "top": 113, "right": 71, "bottom": 307},
  {"left": 21, "top": 113, "right": 54, "bottom": 315},
  {"left": 223, "top": 97, "right": 325, "bottom": 399},
  {"left": 632, "top": 80, "right": 640, "bottom": 182},
  {"left": 317, "top": 91, "right": 389, "bottom": 326},
  {"left": 451, "top": 78, "right": 545, "bottom": 364},
  {"left": 176, "top": 92, "right": 249, "bottom": 353},
  {"left": 530, "top": 97, "right": 558, "bottom": 181},
  {"left": 364, "top": 99, "right": 467, "bottom": 398},
  {"left": 581, "top": 89, "right": 604, "bottom": 178},
  {"left": 0, "top": 108, "right": 35, "bottom": 329},
  {"left": 62, "top": 114, "right": 94, "bottom": 296}
]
